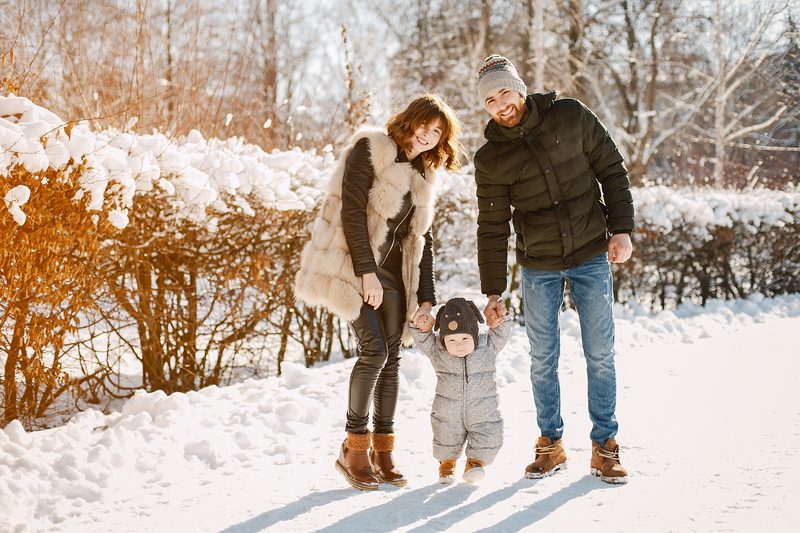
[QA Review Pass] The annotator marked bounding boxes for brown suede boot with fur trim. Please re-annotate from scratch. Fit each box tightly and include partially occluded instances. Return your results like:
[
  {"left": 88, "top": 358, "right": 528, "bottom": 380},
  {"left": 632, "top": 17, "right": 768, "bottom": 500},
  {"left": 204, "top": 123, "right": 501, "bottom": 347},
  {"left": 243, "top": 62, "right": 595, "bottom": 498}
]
[
  {"left": 370, "top": 433, "right": 407, "bottom": 487},
  {"left": 525, "top": 436, "right": 567, "bottom": 479},
  {"left": 336, "top": 432, "right": 379, "bottom": 491},
  {"left": 591, "top": 438, "right": 628, "bottom": 484}
]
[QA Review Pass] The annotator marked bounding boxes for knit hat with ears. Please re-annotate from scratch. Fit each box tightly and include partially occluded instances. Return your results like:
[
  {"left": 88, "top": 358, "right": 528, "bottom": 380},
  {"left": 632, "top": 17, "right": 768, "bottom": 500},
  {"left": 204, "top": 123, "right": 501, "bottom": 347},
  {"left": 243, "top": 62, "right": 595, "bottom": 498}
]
[
  {"left": 434, "top": 297, "right": 484, "bottom": 347},
  {"left": 477, "top": 54, "right": 528, "bottom": 102}
]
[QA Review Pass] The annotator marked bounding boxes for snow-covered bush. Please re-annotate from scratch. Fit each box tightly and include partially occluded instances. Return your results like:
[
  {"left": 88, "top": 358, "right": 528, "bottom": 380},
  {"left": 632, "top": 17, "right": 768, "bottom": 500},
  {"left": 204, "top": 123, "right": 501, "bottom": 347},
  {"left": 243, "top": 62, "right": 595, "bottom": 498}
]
[
  {"left": 1, "top": 97, "right": 123, "bottom": 424},
  {"left": 1, "top": 96, "right": 343, "bottom": 423},
  {"left": 615, "top": 186, "right": 800, "bottom": 308}
]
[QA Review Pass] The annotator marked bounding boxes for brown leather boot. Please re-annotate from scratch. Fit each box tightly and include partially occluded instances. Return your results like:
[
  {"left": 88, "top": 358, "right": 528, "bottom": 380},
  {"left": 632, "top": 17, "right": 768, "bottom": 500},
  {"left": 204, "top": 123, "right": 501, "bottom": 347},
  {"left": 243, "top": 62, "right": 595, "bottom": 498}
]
[
  {"left": 463, "top": 458, "right": 486, "bottom": 484},
  {"left": 438, "top": 459, "right": 456, "bottom": 484},
  {"left": 369, "top": 433, "right": 407, "bottom": 487},
  {"left": 525, "top": 436, "right": 567, "bottom": 479},
  {"left": 591, "top": 438, "right": 628, "bottom": 484},
  {"left": 335, "top": 432, "right": 379, "bottom": 491}
]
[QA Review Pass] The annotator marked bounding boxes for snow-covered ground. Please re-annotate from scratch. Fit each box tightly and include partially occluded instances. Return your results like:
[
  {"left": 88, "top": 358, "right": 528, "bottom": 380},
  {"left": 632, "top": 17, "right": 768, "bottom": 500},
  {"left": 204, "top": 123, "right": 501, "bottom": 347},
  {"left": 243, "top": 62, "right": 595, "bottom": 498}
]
[{"left": 2, "top": 294, "right": 799, "bottom": 533}]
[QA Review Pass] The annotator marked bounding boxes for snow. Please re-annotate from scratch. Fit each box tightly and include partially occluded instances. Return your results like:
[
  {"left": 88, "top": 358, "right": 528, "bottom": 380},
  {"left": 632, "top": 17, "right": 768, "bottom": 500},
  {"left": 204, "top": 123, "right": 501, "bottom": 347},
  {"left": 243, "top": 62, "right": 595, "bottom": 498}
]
[
  {"left": 2, "top": 294, "right": 799, "bottom": 533},
  {"left": 0, "top": 95, "right": 334, "bottom": 230},
  {"left": 3, "top": 185, "right": 30, "bottom": 225},
  {"left": 634, "top": 186, "right": 798, "bottom": 238}
]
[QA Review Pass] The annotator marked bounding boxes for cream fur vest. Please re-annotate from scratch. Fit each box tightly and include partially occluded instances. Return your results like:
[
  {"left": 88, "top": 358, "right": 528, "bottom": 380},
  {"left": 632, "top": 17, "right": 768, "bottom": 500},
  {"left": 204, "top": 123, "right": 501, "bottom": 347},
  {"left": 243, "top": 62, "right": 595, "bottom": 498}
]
[{"left": 294, "top": 126, "right": 437, "bottom": 346}]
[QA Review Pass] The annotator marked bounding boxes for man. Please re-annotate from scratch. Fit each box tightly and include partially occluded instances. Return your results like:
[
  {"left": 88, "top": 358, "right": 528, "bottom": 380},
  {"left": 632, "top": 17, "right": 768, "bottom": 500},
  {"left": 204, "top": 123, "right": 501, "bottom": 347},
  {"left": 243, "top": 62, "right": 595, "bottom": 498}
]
[{"left": 474, "top": 54, "right": 634, "bottom": 484}]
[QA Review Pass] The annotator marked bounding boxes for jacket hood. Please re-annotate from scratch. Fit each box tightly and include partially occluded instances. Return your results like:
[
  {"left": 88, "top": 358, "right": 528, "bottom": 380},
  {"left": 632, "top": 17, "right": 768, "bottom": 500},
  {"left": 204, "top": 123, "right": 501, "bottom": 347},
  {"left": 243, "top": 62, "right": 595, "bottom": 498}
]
[{"left": 483, "top": 91, "right": 558, "bottom": 143}]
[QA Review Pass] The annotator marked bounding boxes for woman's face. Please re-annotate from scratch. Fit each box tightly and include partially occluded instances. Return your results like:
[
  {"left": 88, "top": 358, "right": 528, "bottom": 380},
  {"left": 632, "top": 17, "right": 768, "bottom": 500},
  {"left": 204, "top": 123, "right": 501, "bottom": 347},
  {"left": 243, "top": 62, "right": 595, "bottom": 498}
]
[{"left": 407, "top": 118, "right": 443, "bottom": 159}]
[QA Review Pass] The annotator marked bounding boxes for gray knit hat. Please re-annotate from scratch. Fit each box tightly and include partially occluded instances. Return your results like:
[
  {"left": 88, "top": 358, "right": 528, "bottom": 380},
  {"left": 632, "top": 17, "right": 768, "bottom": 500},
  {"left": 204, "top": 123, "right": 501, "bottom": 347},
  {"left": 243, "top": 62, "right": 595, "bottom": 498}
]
[{"left": 477, "top": 54, "right": 528, "bottom": 102}]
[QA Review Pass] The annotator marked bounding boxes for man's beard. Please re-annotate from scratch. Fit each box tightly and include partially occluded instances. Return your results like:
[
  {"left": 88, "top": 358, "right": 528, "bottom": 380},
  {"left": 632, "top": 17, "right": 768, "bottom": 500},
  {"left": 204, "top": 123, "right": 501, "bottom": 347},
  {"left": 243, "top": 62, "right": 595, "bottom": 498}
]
[{"left": 494, "top": 99, "right": 526, "bottom": 128}]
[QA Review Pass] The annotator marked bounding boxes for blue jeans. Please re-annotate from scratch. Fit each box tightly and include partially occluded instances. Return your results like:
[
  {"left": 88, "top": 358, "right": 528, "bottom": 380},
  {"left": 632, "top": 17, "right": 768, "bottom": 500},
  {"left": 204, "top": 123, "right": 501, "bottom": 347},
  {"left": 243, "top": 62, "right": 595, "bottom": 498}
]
[{"left": 521, "top": 252, "right": 618, "bottom": 445}]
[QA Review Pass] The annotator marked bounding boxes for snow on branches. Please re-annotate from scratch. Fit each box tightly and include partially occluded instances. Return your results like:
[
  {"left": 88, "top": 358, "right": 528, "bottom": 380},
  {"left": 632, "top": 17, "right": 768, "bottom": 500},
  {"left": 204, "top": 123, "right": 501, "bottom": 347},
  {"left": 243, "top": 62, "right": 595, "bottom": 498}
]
[{"left": 0, "top": 95, "right": 333, "bottom": 230}]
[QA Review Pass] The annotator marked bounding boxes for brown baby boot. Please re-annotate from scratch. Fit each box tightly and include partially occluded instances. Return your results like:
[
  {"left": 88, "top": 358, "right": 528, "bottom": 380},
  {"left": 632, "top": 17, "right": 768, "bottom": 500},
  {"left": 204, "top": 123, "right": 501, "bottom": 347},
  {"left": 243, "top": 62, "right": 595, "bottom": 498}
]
[
  {"left": 438, "top": 459, "right": 457, "bottom": 484},
  {"left": 590, "top": 438, "right": 628, "bottom": 484},
  {"left": 525, "top": 436, "right": 567, "bottom": 479},
  {"left": 335, "top": 432, "right": 379, "bottom": 491},
  {"left": 463, "top": 458, "right": 486, "bottom": 484},
  {"left": 370, "top": 433, "right": 407, "bottom": 487}
]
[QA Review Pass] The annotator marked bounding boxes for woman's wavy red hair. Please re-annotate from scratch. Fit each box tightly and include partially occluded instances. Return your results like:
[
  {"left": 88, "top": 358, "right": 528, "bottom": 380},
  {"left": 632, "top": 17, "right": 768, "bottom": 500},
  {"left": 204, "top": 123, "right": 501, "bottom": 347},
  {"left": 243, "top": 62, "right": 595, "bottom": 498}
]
[{"left": 386, "top": 94, "right": 465, "bottom": 171}]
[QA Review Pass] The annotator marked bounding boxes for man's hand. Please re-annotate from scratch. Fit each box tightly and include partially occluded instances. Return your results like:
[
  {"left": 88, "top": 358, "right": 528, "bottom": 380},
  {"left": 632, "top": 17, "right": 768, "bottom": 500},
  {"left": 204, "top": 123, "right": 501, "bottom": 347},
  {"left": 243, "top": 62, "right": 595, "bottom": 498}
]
[
  {"left": 608, "top": 233, "right": 633, "bottom": 264},
  {"left": 411, "top": 302, "right": 434, "bottom": 332},
  {"left": 484, "top": 294, "right": 506, "bottom": 328},
  {"left": 361, "top": 272, "right": 383, "bottom": 309}
]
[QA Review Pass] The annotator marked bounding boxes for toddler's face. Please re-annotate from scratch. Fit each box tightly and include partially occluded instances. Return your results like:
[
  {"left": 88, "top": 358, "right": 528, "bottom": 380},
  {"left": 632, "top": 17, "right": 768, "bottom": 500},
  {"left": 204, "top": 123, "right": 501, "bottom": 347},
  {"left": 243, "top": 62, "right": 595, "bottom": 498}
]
[{"left": 443, "top": 334, "right": 475, "bottom": 357}]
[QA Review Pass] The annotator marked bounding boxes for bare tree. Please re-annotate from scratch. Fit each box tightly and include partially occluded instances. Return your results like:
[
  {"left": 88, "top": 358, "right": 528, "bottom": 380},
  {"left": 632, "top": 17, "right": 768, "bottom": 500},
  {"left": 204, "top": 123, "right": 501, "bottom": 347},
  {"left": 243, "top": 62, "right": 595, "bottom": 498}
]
[
  {"left": 564, "top": 0, "right": 589, "bottom": 100},
  {"left": 705, "top": 0, "right": 790, "bottom": 185}
]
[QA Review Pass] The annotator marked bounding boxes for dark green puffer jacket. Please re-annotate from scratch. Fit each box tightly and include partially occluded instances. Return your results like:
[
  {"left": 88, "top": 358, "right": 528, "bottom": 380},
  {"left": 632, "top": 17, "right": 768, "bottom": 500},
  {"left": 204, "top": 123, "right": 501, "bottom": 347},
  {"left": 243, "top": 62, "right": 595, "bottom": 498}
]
[{"left": 474, "top": 92, "right": 634, "bottom": 295}]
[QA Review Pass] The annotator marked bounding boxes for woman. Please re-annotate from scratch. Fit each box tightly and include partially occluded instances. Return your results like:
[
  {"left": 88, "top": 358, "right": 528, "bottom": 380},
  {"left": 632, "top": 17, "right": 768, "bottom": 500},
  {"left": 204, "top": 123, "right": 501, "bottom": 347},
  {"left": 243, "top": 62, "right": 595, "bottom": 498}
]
[{"left": 294, "top": 94, "right": 464, "bottom": 490}]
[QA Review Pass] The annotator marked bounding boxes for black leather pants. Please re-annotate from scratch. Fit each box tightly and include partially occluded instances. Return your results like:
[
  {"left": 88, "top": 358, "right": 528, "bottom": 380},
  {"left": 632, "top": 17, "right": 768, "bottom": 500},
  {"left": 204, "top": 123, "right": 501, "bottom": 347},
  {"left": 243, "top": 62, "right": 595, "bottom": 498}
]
[{"left": 346, "top": 248, "right": 406, "bottom": 434}]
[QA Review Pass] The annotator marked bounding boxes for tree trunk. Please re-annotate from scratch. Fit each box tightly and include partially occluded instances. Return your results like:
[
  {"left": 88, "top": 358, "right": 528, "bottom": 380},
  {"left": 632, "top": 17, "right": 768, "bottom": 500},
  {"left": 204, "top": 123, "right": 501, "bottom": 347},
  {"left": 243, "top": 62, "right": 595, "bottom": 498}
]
[
  {"left": 2, "top": 306, "right": 26, "bottom": 425},
  {"left": 713, "top": 0, "right": 726, "bottom": 186},
  {"left": 137, "top": 262, "right": 165, "bottom": 391},
  {"left": 534, "top": 0, "right": 545, "bottom": 91},
  {"left": 165, "top": 0, "right": 175, "bottom": 124},
  {"left": 261, "top": 0, "right": 278, "bottom": 121},
  {"left": 183, "top": 270, "right": 199, "bottom": 390},
  {"left": 474, "top": 0, "right": 492, "bottom": 66},
  {"left": 566, "top": 0, "right": 587, "bottom": 100},
  {"left": 277, "top": 299, "right": 293, "bottom": 375}
]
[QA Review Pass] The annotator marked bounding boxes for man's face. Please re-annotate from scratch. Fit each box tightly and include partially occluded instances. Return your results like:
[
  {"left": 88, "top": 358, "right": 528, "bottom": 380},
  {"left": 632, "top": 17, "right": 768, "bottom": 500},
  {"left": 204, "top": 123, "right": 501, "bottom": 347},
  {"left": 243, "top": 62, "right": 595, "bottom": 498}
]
[{"left": 484, "top": 88, "right": 526, "bottom": 128}]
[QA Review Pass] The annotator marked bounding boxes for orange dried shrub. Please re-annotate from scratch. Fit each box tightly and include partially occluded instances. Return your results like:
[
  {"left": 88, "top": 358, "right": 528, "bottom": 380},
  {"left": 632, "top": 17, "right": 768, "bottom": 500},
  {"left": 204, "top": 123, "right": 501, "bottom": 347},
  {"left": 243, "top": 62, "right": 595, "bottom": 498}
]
[
  {"left": 1, "top": 166, "right": 115, "bottom": 427},
  {"left": 100, "top": 193, "right": 323, "bottom": 392}
]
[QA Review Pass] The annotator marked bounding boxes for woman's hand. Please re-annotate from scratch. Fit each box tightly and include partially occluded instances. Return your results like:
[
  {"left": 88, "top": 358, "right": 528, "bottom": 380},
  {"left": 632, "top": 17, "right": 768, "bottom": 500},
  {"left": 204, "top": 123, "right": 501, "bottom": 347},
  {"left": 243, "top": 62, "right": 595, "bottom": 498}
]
[
  {"left": 411, "top": 302, "right": 434, "bottom": 332},
  {"left": 361, "top": 272, "right": 383, "bottom": 309}
]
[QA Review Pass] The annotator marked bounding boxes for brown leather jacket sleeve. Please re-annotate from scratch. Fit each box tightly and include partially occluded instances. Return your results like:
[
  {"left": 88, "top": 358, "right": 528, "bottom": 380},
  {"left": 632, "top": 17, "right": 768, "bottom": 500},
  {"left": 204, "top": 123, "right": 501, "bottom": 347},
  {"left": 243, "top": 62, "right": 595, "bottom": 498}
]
[
  {"left": 416, "top": 227, "right": 436, "bottom": 305},
  {"left": 341, "top": 138, "right": 378, "bottom": 276}
]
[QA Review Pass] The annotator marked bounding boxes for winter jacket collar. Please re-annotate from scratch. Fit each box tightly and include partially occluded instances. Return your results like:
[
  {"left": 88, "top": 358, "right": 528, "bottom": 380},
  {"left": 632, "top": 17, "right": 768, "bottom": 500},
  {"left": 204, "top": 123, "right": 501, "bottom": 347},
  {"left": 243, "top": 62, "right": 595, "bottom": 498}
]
[
  {"left": 394, "top": 143, "right": 427, "bottom": 176},
  {"left": 484, "top": 91, "right": 558, "bottom": 143}
]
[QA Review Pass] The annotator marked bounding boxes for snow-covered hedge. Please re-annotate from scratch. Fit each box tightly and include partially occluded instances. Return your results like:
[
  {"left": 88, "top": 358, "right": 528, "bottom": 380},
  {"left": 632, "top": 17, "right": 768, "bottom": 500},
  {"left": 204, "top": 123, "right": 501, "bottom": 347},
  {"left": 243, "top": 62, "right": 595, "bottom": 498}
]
[
  {"left": 1, "top": 96, "right": 339, "bottom": 421},
  {"left": 1, "top": 95, "right": 329, "bottom": 231},
  {"left": 619, "top": 186, "right": 799, "bottom": 307}
]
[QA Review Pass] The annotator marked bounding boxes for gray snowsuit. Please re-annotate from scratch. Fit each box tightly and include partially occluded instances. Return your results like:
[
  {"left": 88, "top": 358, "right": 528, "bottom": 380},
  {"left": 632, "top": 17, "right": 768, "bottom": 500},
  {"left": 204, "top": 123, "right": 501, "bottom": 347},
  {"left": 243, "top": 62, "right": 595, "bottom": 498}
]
[{"left": 410, "top": 319, "right": 512, "bottom": 464}]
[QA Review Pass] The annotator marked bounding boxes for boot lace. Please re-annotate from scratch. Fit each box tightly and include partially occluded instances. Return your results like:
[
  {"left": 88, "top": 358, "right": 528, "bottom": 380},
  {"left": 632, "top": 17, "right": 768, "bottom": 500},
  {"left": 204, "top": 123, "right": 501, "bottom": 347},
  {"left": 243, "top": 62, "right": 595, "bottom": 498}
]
[
  {"left": 595, "top": 446, "right": 620, "bottom": 460},
  {"left": 535, "top": 442, "right": 558, "bottom": 455}
]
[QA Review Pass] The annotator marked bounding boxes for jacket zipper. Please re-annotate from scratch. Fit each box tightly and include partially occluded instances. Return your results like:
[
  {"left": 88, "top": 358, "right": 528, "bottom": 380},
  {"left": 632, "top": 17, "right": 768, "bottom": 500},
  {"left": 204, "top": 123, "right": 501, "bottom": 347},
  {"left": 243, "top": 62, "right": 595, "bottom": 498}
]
[
  {"left": 378, "top": 205, "right": 414, "bottom": 267},
  {"left": 519, "top": 126, "right": 529, "bottom": 253},
  {"left": 463, "top": 357, "right": 469, "bottom": 383}
]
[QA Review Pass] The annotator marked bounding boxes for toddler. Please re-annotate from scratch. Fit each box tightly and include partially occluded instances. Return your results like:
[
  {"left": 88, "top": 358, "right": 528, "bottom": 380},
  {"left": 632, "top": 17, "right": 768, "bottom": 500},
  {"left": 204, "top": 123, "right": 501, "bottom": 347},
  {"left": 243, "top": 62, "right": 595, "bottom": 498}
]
[{"left": 411, "top": 297, "right": 512, "bottom": 484}]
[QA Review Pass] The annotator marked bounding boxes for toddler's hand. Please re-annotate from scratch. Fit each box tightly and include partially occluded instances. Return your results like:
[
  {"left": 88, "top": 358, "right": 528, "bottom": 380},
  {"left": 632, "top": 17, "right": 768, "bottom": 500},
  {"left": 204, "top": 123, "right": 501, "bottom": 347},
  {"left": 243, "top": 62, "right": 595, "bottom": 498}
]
[
  {"left": 484, "top": 295, "right": 506, "bottom": 328},
  {"left": 415, "top": 313, "right": 434, "bottom": 332}
]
